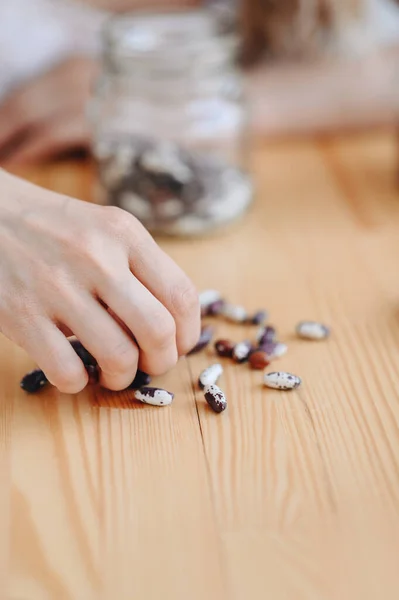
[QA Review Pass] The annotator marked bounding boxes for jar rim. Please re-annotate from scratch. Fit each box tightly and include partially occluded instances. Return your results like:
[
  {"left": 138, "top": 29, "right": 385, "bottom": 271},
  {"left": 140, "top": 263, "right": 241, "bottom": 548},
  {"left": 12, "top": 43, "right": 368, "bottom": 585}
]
[{"left": 102, "top": 8, "right": 238, "bottom": 69}]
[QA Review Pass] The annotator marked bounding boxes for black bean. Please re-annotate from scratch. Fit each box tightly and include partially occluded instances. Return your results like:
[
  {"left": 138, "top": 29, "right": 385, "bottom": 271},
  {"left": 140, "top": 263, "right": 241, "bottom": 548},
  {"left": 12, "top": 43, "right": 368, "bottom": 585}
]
[
  {"left": 69, "top": 340, "right": 97, "bottom": 366},
  {"left": 86, "top": 365, "right": 100, "bottom": 385},
  {"left": 125, "top": 370, "right": 152, "bottom": 390},
  {"left": 20, "top": 369, "right": 48, "bottom": 394}
]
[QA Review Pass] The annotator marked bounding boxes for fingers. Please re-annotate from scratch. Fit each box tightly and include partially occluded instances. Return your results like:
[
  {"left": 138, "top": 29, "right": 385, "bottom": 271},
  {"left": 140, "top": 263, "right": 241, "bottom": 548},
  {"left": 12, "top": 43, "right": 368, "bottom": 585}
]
[
  {"left": 126, "top": 226, "right": 201, "bottom": 355},
  {"left": 13, "top": 316, "right": 88, "bottom": 394},
  {"left": 58, "top": 292, "right": 139, "bottom": 391},
  {"left": 98, "top": 270, "right": 178, "bottom": 376}
]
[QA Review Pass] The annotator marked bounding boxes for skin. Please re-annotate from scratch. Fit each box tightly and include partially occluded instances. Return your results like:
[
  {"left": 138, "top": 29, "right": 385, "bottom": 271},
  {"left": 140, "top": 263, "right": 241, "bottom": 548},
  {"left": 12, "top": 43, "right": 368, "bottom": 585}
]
[
  {"left": 0, "top": 0, "right": 398, "bottom": 164},
  {"left": 0, "top": 169, "right": 201, "bottom": 393},
  {"left": 0, "top": 57, "right": 98, "bottom": 166},
  {"left": 1, "top": 48, "right": 399, "bottom": 166}
]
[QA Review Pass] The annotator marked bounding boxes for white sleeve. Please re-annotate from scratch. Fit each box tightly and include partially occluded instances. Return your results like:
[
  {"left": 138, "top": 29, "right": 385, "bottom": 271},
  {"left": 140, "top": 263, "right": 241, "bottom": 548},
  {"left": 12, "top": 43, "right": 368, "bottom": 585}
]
[{"left": 0, "top": 0, "right": 109, "bottom": 101}]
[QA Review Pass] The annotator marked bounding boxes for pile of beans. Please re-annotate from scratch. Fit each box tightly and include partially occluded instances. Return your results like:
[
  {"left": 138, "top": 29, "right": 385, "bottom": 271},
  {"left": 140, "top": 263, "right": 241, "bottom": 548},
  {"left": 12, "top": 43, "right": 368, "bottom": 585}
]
[
  {"left": 189, "top": 289, "right": 330, "bottom": 413},
  {"left": 20, "top": 290, "right": 330, "bottom": 412},
  {"left": 95, "top": 136, "right": 252, "bottom": 235}
]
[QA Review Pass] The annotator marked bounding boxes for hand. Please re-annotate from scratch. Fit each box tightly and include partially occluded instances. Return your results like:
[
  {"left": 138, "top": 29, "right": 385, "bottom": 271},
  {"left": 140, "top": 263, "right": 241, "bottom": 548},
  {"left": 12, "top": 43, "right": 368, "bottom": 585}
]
[
  {"left": 0, "top": 170, "right": 200, "bottom": 393},
  {"left": 0, "top": 57, "right": 98, "bottom": 166}
]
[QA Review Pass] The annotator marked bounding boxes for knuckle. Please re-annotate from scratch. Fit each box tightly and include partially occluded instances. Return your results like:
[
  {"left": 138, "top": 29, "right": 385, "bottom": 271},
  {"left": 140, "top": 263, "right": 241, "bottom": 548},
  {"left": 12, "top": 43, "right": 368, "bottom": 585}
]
[
  {"left": 170, "top": 280, "right": 199, "bottom": 318},
  {"left": 102, "top": 206, "right": 136, "bottom": 238},
  {"left": 99, "top": 340, "right": 137, "bottom": 374},
  {"left": 149, "top": 314, "right": 176, "bottom": 348}
]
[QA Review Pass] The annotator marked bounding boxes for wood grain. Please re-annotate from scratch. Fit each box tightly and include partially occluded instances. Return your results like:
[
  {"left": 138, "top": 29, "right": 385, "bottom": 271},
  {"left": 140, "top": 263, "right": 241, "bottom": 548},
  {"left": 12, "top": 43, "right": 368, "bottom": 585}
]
[{"left": 3, "top": 130, "right": 399, "bottom": 599}]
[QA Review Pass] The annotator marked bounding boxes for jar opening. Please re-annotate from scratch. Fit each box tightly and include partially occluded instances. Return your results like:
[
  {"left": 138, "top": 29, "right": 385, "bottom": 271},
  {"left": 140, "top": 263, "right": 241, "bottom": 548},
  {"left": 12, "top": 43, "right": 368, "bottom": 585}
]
[{"left": 102, "top": 9, "right": 238, "bottom": 76}]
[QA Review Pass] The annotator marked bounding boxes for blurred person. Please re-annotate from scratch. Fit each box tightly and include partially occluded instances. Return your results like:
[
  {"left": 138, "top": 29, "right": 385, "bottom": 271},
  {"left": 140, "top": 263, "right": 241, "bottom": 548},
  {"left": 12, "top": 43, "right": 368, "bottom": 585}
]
[
  {"left": 0, "top": 0, "right": 200, "bottom": 165},
  {"left": 1, "top": 0, "right": 399, "bottom": 166},
  {"left": 242, "top": 0, "right": 399, "bottom": 135}
]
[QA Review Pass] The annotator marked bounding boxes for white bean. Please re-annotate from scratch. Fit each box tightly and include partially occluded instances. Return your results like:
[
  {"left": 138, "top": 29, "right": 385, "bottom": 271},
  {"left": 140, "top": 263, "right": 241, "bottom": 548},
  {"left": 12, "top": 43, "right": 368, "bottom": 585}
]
[
  {"left": 223, "top": 303, "right": 247, "bottom": 323},
  {"left": 134, "top": 387, "right": 174, "bottom": 406},
  {"left": 296, "top": 321, "right": 330, "bottom": 341},
  {"left": 264, "top": 372, "right": 301, "bottom": 391},
  {"left": 198, "top": 363, "right": 223, "bottom": 389}
]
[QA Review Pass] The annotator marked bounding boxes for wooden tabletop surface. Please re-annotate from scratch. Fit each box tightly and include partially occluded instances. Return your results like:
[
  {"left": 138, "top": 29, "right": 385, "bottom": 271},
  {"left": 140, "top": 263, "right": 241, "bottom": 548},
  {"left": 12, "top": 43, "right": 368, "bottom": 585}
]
[{"left": 2, "top": 130, "right": 399, "bottom": 600}]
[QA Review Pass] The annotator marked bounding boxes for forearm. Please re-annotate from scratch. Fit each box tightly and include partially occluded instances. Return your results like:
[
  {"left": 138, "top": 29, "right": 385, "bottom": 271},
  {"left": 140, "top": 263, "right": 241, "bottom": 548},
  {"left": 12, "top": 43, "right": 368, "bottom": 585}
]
[
  {"left": 247, "top": 45, "right": 399, "bottom": 136},
  {"left": 80, "top": 0, "right": 200, "bottom": 11}
]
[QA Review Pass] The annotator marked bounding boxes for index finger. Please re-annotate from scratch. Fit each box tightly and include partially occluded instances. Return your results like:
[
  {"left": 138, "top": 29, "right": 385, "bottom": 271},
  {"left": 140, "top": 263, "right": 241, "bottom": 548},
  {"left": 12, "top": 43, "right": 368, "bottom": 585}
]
[{"left": 128, "top": 228, "right": 201, "bottom": 356}]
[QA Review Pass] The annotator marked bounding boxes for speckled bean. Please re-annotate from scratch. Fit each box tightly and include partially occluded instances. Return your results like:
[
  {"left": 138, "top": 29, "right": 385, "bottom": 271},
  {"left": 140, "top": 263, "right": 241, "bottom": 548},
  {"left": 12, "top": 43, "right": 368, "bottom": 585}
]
[
  {"left": 233, "top": 340, "right": 253, "bottom": 363},
  {"left": 134, "top": 387, "right": 174, "bottom": 406},
  {"left": 198, "top": 363, "right": 223, "bottom": 389},
  {"left": 264, "top": 372, "right": 301, "bottom": 390},
  {"left": 204, "top": 384, "right": 227, "bottom": 413}
]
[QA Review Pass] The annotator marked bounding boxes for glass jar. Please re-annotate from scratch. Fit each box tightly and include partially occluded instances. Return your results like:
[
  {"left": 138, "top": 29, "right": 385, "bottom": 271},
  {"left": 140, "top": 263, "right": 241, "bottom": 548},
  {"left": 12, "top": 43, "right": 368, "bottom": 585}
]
[{"left": 89, "top": 8, "right": 252, "bottom": 236}]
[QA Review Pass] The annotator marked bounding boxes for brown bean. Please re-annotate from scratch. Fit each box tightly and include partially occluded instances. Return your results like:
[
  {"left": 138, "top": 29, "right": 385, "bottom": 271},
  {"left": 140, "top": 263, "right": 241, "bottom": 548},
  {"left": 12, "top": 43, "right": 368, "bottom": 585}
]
[
  {"left": 249, "top": 351, "right": 270, "bottom": 370},
  {"left": 214, "top": 339, "right": 235, "bottom": 358}
]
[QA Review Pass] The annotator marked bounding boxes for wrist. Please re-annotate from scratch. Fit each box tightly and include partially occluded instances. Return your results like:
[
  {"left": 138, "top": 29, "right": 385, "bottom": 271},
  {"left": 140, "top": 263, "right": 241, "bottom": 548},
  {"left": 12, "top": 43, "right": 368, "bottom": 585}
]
[{"left": 0, "top": 168, "right": 53, "bottom": 219}]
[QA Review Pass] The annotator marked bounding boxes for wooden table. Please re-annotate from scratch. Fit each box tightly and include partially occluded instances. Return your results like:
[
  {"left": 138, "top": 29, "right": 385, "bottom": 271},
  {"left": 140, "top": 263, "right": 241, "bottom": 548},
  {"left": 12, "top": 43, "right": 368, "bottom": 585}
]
[{"left": 2, "top": 131, "right": 399, "bottom": 600}]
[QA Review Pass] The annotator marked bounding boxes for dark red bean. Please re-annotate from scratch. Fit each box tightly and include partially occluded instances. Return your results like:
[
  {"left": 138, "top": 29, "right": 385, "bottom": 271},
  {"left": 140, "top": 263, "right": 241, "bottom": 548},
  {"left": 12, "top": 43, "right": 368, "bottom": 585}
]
[
  {"left": 188, "top": 326, "right": 214, "bottom": 355},
  {"left": 249, "top": 351, "right": 270, "bottom": 370},
  {"left": 20, "top": 369, "right": 48, "bottom": 394},
  {"left": 214, "top": 339, "right": 235, "bottom": 358}
]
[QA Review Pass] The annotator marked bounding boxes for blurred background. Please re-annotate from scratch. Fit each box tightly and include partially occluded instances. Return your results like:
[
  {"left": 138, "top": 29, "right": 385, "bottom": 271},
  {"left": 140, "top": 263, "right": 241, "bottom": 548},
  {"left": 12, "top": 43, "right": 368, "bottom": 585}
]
[{"left": 0, "top": 0, "right": 399, "bottom": 169}]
